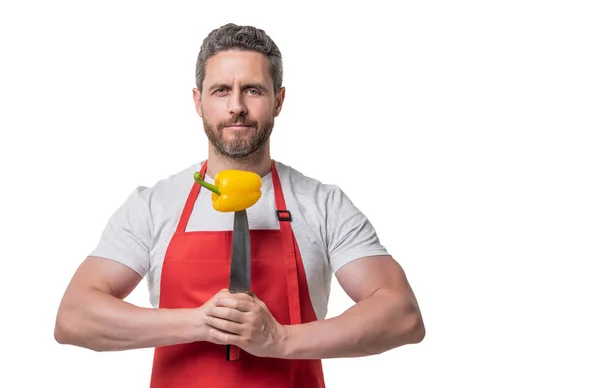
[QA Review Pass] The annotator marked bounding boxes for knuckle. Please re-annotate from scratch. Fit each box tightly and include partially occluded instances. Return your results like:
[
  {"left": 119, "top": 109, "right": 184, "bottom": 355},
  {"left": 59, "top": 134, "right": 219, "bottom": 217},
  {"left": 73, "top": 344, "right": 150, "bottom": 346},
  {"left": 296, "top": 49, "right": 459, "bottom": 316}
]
[{"left": 247, "top": 315, "right": 257, "bottom": 327}]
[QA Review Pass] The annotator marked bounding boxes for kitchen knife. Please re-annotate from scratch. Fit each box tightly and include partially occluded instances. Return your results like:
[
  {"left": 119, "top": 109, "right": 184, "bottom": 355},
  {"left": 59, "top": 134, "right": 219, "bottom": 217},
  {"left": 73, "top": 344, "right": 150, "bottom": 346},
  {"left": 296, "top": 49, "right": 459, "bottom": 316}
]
[{"left": 226, "top": 209, "right": 251, "bottom": 361}]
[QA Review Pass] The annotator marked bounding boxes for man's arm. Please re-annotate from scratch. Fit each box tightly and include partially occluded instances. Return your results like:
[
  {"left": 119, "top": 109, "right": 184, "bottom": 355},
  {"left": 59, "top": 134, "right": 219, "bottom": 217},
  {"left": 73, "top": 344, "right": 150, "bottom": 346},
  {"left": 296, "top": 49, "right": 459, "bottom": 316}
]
[
  {"left": 54, "top": 256, "right": 212, "bottom": 352},
  {"left": 282, "top": 255, "right": 425, "bottom": 359}
]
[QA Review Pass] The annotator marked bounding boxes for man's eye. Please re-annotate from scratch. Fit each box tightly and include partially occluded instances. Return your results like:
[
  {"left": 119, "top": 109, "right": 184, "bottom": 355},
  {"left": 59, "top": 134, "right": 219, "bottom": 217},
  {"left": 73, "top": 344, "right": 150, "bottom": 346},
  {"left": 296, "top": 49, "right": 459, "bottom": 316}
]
[
  {"left": 247, "top": 89, "right": 260, "bottom": 95},
  {"left": 216, "top": 88, "right": 227, "bottom": 94}
]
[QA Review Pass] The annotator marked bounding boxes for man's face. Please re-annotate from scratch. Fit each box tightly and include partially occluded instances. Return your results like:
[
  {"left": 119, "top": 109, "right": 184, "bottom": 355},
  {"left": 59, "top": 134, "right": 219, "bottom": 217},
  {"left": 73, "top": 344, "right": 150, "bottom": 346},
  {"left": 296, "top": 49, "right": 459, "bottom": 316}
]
[{"left": 193, "top": 50, "right": 285, "bottom": 159}]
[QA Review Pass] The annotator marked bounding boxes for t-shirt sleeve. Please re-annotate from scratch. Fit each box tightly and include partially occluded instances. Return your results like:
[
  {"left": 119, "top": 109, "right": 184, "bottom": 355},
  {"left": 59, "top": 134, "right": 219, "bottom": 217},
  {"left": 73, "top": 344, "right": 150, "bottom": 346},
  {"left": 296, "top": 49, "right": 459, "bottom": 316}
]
[
  {"left": 88, "top": 186, "right": 152, "bottom": 278},
  {"left": 325, "top": 185, "right": 389, "bottom": 273}
]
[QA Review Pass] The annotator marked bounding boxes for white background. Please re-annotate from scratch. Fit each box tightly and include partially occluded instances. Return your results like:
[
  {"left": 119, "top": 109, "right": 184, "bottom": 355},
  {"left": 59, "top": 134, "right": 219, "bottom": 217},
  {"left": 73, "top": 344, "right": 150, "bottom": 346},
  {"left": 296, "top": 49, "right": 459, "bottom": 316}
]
[{"left": 1, "top": 0, "right": 599, "bottom": 387}]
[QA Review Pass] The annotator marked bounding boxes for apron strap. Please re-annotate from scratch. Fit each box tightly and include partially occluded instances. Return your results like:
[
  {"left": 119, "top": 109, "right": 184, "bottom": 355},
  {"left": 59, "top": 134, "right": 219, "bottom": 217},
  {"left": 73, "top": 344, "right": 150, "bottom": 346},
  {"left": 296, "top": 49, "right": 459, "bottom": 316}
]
[
  {"left": 271, "top": 160, "right": 302, "bottom": 325},
  {"left": 176, "top": 161, "right": 207, "bottom": 234}
]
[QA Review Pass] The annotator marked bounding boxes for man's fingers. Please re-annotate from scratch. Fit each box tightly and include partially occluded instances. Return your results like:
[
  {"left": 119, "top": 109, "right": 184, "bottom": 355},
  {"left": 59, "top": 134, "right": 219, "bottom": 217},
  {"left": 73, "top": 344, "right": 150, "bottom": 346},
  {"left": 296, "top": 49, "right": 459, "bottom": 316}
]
[
  {"left": 209, "top": 289, "right": 231, "bottom": 303},
  {"left": 205, "top": 315, "right": 244, "bottom": 335},
  {"left": 215, "top": 297, "right": 254, "bottom": 312},
  {"left": 246, "top": 292, "right": 269, "bottom": 311},
  {"left": 253, "top": 296, "right": 267, "bottom": 309},
  {"left": 227, "top": 291, "right": 255, "bottom": 301},
  {"left": 225, "top": 290, "right": 269, "bottom": 310},
  {"left": 206, "top": 306, "right": 245, "bottom": 323},
  {"left": 207, "top": 328, "right": 239, "bottom": 345}
]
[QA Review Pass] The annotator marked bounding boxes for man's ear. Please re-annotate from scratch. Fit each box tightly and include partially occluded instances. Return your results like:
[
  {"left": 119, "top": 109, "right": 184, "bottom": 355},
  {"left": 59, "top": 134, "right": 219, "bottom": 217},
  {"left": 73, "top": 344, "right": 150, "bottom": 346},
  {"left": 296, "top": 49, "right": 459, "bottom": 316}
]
[
  {"left": 193, "top": 88, "right": 203, "bottom": 118},
  {"left": 274, "top": 87, "right": 286, "bottom": 117}
]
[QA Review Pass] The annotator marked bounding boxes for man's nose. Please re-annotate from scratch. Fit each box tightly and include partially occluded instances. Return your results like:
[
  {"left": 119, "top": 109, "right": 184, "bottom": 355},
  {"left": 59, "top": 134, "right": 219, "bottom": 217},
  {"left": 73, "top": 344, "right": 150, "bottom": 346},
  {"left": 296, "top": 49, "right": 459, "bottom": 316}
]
[{"left": 228, "top": 89, "right": 248, "bottom": 118}]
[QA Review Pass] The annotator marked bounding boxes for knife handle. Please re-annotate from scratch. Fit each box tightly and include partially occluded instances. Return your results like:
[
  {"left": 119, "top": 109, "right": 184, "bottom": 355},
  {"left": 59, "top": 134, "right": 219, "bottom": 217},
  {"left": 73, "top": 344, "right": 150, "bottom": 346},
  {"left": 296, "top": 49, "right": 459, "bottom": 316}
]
[
  {"left": 225, "top": 289, "right": 248, "bottom": 361},
  {"left": 226, "top": 344, "right": 240, "bottom": 361},
  {"left": 225, "top": 290, "right": 240, "bottom": 361}
]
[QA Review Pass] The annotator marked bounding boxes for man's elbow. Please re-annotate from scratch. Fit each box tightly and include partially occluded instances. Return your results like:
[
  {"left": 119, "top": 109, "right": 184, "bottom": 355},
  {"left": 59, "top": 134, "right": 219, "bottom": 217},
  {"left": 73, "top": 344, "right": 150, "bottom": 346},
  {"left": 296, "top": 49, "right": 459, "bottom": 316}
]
[
  {"left": 409, "top": 314, "right": 426, "bottom": 344},
  {"left": 54, "top": 308, "right": 94, "bottom": 349},
  {"left": 54, "top": 308, "right": 74, "bottom": 345},
  {"left": 399, "top": 305, "right": 426, "bottom": 346},
  {"left": 54, "top": 307, "right": 115, "bottom": 352},
  {"left": 54, "top": 325, "right": 77, "bottom": 347}
]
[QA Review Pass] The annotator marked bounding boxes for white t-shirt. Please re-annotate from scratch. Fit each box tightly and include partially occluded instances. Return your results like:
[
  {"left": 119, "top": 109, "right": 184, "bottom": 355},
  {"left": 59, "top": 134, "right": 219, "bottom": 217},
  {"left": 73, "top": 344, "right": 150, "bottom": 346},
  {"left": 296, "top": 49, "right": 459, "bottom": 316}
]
[{"left": 89, "top": 160, "right": 389, "bottom": 320}]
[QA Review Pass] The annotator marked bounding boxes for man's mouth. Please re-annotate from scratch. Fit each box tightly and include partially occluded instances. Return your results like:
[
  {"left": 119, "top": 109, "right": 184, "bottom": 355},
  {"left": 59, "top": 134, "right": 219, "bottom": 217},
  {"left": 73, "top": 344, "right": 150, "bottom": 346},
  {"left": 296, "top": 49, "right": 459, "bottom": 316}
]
[{"left": 223, "top": 124, "right": 253, "bottom": 130}]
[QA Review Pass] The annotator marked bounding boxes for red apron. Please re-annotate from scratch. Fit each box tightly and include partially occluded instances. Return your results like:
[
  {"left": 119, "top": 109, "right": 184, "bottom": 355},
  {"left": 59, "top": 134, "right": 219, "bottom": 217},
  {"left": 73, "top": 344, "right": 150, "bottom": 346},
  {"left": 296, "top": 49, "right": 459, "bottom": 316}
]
[{"left": 149, "top": 160, "right": 326, "bottom": 388}]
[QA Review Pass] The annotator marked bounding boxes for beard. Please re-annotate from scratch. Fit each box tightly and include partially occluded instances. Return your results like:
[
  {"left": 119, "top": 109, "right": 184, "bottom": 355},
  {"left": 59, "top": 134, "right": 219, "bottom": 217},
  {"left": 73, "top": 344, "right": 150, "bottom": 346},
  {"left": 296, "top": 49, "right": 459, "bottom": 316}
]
[{"left": 204, "top": 115, "right": 274, "bottom": 159}]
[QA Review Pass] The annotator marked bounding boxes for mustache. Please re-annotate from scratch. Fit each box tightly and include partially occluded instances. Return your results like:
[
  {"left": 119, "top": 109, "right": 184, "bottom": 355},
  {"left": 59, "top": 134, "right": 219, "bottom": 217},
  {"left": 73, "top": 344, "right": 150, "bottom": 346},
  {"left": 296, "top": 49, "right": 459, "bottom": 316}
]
[{"left": 217, "top": 117, "right": 258, "bottom": 130}]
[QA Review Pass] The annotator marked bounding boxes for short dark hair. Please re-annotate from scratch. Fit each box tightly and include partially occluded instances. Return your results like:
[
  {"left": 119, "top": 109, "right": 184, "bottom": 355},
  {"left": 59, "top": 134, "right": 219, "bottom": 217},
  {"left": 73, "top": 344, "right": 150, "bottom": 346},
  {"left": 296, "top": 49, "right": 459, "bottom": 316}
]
[{"left": 195, "top": 23, "right": 283, "bottom": 93}]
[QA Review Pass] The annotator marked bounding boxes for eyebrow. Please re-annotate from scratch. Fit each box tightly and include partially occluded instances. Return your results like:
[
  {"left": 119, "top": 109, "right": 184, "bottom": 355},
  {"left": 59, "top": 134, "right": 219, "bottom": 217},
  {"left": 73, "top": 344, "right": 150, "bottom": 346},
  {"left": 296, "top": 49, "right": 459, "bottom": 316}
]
[{"left": 208, "top": 82, "right": 270, "bottom": 93}]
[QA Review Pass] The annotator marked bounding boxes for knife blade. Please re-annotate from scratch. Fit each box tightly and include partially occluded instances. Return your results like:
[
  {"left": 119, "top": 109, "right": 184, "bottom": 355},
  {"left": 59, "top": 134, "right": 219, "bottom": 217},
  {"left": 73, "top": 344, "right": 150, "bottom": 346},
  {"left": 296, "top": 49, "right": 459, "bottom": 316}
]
[{"left": 226, "top": 209, "right": 251, "bottom": 361}]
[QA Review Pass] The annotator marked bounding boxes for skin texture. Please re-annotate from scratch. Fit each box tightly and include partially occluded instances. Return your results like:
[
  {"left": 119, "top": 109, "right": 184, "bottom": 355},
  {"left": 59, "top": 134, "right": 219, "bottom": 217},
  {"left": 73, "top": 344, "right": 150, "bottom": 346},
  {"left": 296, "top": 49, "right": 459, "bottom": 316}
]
[
  {"left": 205, "top": 255, "right": 425, "bottom": 359},
  {"left": 54, "top": 257, "right": 222, "bottom": 351},
  {"left": 54, "top": 49, "right": 425, "bottom": 358}
]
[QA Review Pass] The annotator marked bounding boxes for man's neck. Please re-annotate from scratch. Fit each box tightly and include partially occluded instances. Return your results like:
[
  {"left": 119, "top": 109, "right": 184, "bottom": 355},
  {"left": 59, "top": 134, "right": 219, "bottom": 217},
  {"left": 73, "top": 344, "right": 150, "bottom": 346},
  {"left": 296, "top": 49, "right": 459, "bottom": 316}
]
[{"left": 205, "top": 144, "right": 272, "bottom": 178}]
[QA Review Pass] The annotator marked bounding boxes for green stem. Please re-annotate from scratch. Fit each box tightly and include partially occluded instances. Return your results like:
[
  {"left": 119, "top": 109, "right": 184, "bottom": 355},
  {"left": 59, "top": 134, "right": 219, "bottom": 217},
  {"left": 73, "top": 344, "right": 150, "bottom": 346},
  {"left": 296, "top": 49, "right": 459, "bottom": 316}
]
[{"left": 193, "top": 172, "right": 221, "bottom": 195}]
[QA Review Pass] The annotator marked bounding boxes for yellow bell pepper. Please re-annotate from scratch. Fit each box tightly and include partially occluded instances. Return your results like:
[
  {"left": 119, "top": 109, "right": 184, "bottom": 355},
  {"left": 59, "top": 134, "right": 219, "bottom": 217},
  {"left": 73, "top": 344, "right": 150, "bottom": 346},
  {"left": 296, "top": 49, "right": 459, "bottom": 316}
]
[{"left": 193, "top": 169, "right": 262, "bottom": 212}]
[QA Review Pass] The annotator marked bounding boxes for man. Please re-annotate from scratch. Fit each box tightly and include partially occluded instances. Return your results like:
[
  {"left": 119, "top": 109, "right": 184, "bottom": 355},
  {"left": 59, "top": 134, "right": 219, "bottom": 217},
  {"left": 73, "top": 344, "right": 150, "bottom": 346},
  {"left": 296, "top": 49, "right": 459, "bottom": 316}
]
[{"left": 54, "top": 23, "right": 425, "bottom": 387}]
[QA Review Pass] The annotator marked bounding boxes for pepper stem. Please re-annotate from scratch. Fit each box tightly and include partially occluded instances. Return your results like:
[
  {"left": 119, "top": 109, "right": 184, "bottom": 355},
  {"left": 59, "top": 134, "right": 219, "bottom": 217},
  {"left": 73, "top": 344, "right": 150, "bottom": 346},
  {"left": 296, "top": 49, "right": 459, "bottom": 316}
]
[{"left": 193, "top": 172, "right": 221, "bottom": 195}]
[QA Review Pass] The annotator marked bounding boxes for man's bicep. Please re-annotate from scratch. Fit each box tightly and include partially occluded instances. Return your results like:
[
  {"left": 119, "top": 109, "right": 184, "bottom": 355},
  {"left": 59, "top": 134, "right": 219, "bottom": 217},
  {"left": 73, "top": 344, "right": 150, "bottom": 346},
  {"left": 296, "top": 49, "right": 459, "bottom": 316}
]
[
  {"left": 335, "top": 255, "right": 417, "bottom": 305},
  {"left": 67, "top": 256, "right": 143, "bottom": 300}
]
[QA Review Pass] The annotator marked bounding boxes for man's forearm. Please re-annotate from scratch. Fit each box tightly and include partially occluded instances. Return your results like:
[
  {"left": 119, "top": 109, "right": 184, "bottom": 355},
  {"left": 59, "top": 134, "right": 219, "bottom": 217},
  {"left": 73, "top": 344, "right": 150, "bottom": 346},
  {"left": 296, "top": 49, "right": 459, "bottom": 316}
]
[
  {"left": 281, "top": 292, "right": 425, "bottom": 359},
  {"left": 54, "top": 288, "right": 206, "bottom": 352}
]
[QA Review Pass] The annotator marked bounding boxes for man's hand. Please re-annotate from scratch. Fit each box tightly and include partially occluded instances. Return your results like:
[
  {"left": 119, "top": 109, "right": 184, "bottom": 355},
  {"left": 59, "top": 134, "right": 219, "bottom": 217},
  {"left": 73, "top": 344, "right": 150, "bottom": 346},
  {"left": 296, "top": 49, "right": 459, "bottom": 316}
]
[{"left": 203, "top": 291, "right": 288, "bottom": 358}]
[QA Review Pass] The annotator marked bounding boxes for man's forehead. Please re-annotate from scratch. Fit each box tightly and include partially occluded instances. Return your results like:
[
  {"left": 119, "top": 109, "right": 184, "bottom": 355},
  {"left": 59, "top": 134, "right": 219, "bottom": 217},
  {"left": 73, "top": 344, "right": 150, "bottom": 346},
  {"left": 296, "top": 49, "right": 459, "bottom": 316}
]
[{"left": 204, "top": 50, "right": 271, "bottom": 82}]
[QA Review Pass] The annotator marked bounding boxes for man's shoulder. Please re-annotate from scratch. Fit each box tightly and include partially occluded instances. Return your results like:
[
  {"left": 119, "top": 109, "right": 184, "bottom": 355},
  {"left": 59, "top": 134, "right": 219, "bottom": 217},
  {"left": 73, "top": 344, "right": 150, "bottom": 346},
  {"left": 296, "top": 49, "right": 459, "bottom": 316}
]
[
  {"left": 129, "top": 161, "right": 201, "bottom": 204},
  {"left": 154, "top": 161, "right": 200, "bottom": 190},
  {"left": 274, "top": 160, "right": 345, "bottom": 204}
]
